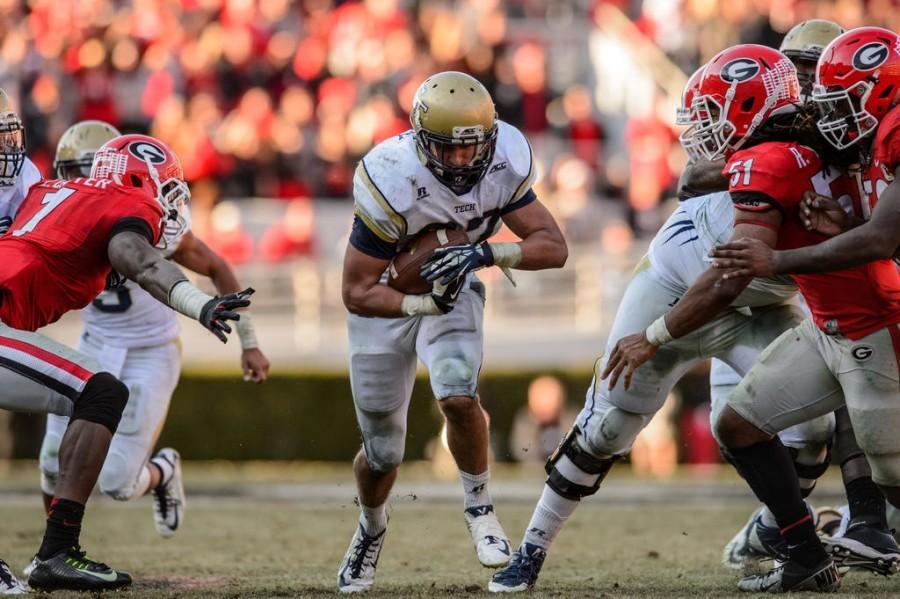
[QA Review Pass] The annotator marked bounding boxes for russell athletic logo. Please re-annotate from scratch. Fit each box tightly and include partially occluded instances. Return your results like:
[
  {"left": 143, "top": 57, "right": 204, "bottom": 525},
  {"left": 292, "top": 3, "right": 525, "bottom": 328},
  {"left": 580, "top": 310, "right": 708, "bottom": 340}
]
[
  {"left": 721, "top": 58, "right": 760, "bottom": 82},
  {"left": 127, "top": 141, "right": 167, "bottom": 164},
  {"left": 852, "top": 42, "right": 890, "bottom": 71}
]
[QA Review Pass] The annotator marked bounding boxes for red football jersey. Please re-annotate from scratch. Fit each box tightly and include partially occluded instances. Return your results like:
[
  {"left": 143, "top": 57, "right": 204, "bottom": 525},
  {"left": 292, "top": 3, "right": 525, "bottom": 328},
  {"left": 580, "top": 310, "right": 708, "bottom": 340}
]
[
  {"left": 0, "top": 178, "right": 164, "bottom": 331},
  {"left": 726, "top": 141, "right": 900, "bottom": 339},
  {"left": 873, "top": 104, "right": 900, "bottom": 172}
]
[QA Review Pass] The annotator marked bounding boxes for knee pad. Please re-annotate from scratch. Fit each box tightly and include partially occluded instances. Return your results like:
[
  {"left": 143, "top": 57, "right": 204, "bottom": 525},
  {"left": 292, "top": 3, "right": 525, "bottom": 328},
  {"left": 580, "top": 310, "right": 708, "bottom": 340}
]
[
  {"left": 544, "top": 426, "right": 619, "bottom": 500},
  {"left": 866, "top": 453, "right": 900, "bottom": 488},
  {"left": 582, "top": 404, "right": 650, "bottom": 457},
  {"left": 98, "top": 451, "right": 139, "bottom": 501},
  {"left": 430, "top": 356, "right": 477, "bottom": 400},
  {"left": 362, "top": 439, "right": 405, "bottom": 474},
  {"left": 71, "top": 372, "right": 129, "bottom": 434}
]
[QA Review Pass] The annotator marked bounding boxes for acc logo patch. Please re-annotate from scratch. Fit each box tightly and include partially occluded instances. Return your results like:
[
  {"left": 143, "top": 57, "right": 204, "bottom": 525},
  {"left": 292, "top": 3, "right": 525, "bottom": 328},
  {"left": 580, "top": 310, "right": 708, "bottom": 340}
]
[
  {"left": 127, "top": 141, "right": 167, "bottom": 164},
  {"left": 852, "top": 42, "right": 889, "bottom": 71},
  {"left": 851, "top": 345, "right": 874, "bottom": 361},
  {"left": 721, "top": 59, "right": 760, "bottom": 82}
]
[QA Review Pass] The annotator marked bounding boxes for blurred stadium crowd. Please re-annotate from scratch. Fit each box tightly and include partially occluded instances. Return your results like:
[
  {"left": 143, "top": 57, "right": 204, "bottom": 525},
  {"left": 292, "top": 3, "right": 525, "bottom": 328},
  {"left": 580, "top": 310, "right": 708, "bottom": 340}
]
[{"left": 1, "top": 0, "right": 898, "bottom": 263}]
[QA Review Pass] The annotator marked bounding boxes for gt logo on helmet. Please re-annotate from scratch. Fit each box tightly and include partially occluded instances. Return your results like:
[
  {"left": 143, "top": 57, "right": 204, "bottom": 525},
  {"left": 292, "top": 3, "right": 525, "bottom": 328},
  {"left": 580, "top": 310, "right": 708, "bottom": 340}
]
[
  {"left": 852, "top": 42, "right": 889, "bottom": 71},
  {"left": 720, "top": 58, "right": 760, "bottom": 82},
  {"left": 127, "top": 141, "right": 167, "bottom": 164}
]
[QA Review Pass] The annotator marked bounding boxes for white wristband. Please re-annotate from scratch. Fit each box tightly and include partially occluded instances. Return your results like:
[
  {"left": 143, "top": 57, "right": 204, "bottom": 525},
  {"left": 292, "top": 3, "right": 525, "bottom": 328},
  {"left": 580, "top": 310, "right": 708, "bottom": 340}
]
[
  {"left": 167, "top": 280, "right": 214, "bottom": 320},
  {"left": 235, "top": 313, "right": 259, "bottom": 350},
  {"left": 401, "top": 294, "right": 442, "bottom": 316},
  {"left": 645, "top": 316, "right": 674, "bottom": 346},
  {"left": 488, "top": 242, "right": 522, "bottom": 268}
]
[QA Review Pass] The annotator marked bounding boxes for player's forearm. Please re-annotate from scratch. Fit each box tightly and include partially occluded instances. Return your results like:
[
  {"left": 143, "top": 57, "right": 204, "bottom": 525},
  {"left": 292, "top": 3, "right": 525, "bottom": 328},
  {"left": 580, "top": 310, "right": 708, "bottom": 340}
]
[
  {"left": 109, "top": 232, "right": 199, "bottom": 306},
  {"left": 775, "top": 222, "right": 898, "bottom": 274},
  {"left": 663, "top": 267, "right": 752, "bottom": 340},
  {"left": 342, "top": 281, "right": 406, "bottom": 318},
  {"left": 495, "top": 229, "right": 567, "bottom": 271}
]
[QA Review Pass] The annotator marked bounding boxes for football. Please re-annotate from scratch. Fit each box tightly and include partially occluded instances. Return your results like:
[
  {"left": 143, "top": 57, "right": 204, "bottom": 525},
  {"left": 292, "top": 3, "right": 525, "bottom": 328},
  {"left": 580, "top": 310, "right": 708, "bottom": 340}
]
[{"left": 387, "top": 228, "right": 470, "bottom": 294}]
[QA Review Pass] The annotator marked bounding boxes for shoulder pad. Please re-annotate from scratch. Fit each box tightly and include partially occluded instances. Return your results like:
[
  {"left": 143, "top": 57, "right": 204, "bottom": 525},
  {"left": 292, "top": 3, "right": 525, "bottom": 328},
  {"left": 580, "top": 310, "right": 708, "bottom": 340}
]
[
  {"left": 874, "top": 105, "right": 900, "bottom": 171},
  {"left": 352, "top": 136, "right": 417, "bottom": 242},
  {"left": 725, "top": 142, "right": 820, "bottom": 209},
  {"left": 492, "top": 121, "right": 536, "bottom": 205}
]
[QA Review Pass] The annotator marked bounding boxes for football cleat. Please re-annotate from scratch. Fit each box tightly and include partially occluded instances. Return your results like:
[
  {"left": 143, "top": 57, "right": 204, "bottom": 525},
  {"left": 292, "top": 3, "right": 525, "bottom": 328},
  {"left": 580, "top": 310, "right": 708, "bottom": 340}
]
[
  {"left": 489, "top": 543, "right": 547, "bottom": 593},
  {"left": 723, "top": 506, "right": 790, "bottom": 570},
  {"left": 737, "top": 556, "right": 840, "bottom": 593},
  {"left": 151, "top": 447, "right": 186, "bottom": 538},
  {"left": 27, "top": 547, "right": 131, "bottom": 592},
  {"left": 338, "top": 521, "right": 387, "bottom": 593},
  {"left": 822, "top": 520, "right": 900, "bottom": 576},
  {"left": 465, "top": 505, "right": 511, "bottom": 568},
  {"left": 0, "top": 559, "right": 28, "bottom": 595}
]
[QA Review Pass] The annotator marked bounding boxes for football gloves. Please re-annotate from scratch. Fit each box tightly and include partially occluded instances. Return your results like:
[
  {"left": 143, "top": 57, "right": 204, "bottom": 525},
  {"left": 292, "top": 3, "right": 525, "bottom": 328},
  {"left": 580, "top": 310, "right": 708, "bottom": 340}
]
[
  {"left": 199, "top": 287, "right": 254, "bottom": 343},
  {"left": 430, "top": 276, "right": 466, "bottom": 314},
  {"left": 421, "top": 243, "right": 495, "bottom": 285}
]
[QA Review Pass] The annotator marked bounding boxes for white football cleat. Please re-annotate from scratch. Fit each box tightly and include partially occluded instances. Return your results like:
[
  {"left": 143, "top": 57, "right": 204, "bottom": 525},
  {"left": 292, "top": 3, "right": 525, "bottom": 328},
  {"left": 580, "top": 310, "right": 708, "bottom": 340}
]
[
  {"left": 0, "top": 559, "right": 28, "bottom": 595},
  {"left": 465, "top": 505, "right": 511, "bottom": 568},
  {"left": 151, "top": 448, "right": 185, "bottom": 538},
  {"left": 337, "top": 521, "right": 387, "bottom": 593}
]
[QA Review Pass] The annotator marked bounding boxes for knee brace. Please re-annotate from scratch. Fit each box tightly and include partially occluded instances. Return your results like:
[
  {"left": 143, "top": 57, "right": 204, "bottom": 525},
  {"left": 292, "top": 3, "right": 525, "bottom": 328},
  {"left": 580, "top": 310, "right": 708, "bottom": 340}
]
[
  {"left": 71, "top": 372, "right": 129, "bottom": 434},
  {"left": 431, "top": 356, "right": 477, "bottom": 400},
  {"left": 544, "top": 426, "right": 619, "bottom": 501}
]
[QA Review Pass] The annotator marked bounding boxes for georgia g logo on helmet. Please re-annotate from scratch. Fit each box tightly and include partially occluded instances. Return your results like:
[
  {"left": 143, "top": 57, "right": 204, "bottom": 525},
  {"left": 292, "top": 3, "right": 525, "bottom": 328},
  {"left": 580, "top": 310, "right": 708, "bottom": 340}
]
[
  {"left": 720, "top": 58, "right": 761, "bottom": 83},
  {"left": 127, "top": 141, "right": 167, "bottom": 164},
  {"left": 852, "top": 42, "right": 890, "bottom": 71}
]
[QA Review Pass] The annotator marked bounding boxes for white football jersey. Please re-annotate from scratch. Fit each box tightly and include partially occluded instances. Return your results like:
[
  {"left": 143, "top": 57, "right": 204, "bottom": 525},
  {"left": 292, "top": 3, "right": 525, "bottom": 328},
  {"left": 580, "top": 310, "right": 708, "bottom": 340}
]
[
  {"left": 354, "top": 120, "right": 536, "bottom": 247},
  {"left": 648, "top": 191, "right": 797, "bottom": 307},
  {"left": 0, "top": 157, "right": 42, "bottom": 221},
  {"left": 81, "top": 215, "right": 190, "bottom": 349}
]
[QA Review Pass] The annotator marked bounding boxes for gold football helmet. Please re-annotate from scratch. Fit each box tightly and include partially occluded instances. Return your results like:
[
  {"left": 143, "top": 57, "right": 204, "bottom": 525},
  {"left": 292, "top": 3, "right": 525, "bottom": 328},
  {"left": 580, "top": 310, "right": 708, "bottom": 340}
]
[
  {"left": 780, "top": 20, "right": 844, "bottom": 96},
  {"left": 410, "top": 71, "right": 497, "bottom": 195},
  {"left": 0, "top": 88, "right": 25, "bottom": 186},
  {"left": 54, "top": 120, "right": 121, "bottom": 180}
]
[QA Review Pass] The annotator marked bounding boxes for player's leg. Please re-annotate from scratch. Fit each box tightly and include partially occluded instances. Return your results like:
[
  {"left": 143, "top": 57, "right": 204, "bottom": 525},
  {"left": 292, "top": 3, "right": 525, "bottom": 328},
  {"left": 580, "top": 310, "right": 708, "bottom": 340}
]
[
  {"left": 825, "top": 326, "right": 900, "bottom": 573},
  {"left": 716, "top": 319, "right": 844, "bottom": 592},
  {"left": 38, "top": 413, "right": 68, "bottom": 512},
  {"left": 491, "top": 267, "right": 699, "bottom": 592},
  {"left": 0, "top": 325, "right": 131, "bottom": 591},
  {"left": 338, "top": 313, "right": 418, "bottom": 593},
  {"left": 419, "top": 281, "right": 511, "bottom": 567}
]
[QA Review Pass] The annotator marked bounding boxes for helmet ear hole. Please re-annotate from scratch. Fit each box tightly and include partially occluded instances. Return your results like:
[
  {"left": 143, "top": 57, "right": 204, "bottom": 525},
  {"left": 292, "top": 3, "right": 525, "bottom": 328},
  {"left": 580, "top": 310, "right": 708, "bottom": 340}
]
[
  {"left": 129, "top": 174, "right": 143, "bottom": 187},
  {"left": 741, "top": 96, "right": 756, "bottom": 112}
]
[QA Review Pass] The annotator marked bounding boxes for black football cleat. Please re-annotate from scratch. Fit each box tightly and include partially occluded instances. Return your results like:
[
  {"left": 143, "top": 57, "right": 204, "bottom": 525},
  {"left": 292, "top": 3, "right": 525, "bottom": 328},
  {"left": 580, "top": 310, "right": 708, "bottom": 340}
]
[
  {"left": 737, "top": 556, "right": 840, "bottom": 593},
  {"left": 27, "top": 547, "right": 131, "bottom": 592}
]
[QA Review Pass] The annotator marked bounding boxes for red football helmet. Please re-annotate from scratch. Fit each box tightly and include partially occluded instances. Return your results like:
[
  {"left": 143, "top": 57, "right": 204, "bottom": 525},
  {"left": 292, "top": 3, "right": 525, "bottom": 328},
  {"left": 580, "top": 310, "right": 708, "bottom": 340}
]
[
  {"left": 91, "top": 134, "right": 191, "bottom": 248},
  {"left": 677, "top": 64, "right": 707, "bottom": 161},
  {"left": 686, "top": 44, "right": 800, "bottom": 160},
  {"left": 813, "top": 27, "right": 900, "bottom": 149}
]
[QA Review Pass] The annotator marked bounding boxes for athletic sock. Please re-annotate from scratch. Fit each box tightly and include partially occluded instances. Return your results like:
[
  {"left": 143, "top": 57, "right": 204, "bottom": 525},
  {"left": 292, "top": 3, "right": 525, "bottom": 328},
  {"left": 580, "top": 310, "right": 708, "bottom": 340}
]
[
  {"left": 149, "top": 453, "right": 175, "bottom": 488},
  {"left": 359, "top": 502, "right": 388, "bottom": 536},
  {"left": 38, "top": 498, "right": 85, "bottom": 559},
  {"left": 728, "top": 437, "right": 826, "bottom": 567},
  {"left": 522, "top": 485, "right": 579, "bottom": 550},
  {"left": 459, "top": 469, "right": 492, "bottom": 509},
  {"left": 134, "top": 465, "right": 152, "bottom": 497},
  {"left": 846, "top": 476, "right": 888, "bottom": 529}
]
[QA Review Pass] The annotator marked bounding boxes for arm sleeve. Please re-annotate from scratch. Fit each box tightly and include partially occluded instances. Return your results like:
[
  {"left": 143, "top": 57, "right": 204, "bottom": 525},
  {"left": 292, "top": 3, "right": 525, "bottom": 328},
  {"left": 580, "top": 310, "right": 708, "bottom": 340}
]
[
  {"left": 500, "top": 188, "right": 537, "bottom": 215},
  {"left": 730, "top": 191, "right": 783, "bottom": 215},
  {"left": 349, "top": 215, "right": 397, "bottom": 259},
  {"left": 110, "top": 217, "right": 155, "bottom": 244}
]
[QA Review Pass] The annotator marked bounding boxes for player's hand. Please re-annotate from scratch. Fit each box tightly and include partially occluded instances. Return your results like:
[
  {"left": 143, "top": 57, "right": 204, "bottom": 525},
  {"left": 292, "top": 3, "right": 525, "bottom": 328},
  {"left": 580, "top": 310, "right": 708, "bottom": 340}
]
[
  {"left": 199, "top": 288, "right": 254, "bottom": 343},
  {"left": 241, "top": 348, "right": 270, "bottom": 383},
  {"left": 800, "top": 191, "right": 850, "bottom": 237},
  {"left": 709, "top": 237, "right": 777, "bottom": 279},
  {"left": 600, "top": 332, "right": 658, "bottom": 391},
  {"left": 421, "top": 243, "right": 494, "bottom": 285},
  {"left": 430, "top": 276, "right": 466, "bottom": 314}
]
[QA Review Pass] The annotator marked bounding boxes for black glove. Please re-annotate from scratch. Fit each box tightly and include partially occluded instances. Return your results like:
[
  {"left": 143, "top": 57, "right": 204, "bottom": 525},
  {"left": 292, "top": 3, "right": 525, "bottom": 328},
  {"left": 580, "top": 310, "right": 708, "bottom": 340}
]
[
  {"left": 200, "top": 288, "right": 255, "bottom": 343},
  {"left": 430, "top": 276, "right": 465, "bottom": 314},
  {"left": 421, "top": 243, "right": 495, "bottom": 285}
]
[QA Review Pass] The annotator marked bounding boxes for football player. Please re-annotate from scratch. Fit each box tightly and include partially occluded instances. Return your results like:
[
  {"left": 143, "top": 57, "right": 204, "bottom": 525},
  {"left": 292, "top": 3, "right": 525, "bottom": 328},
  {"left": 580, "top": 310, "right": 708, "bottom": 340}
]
[
  {"left": 33, "top": 121, "right": 270, "bottom": 544},
  {"left": 0, "top": 133, "right": 252, "bottom": 592},
  {"left": 489, "top": 43, "right": 846, "bottom": 594},
  {"left": 603, "top": 35, "right": 900, "bottom": 592},
  {"left": 337, "top": 71, "right": 567, "bottom": 593}
]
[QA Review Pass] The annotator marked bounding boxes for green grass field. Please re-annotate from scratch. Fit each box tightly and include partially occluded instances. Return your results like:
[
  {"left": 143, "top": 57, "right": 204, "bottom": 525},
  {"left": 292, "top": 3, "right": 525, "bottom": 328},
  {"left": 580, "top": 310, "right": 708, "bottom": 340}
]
[{"left": 3, "top": 494, "right": 897, "bottom": 598}]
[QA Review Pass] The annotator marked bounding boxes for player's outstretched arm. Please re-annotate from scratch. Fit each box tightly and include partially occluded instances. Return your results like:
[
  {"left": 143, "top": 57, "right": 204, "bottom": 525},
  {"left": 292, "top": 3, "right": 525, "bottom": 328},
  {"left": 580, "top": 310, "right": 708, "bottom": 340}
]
[
  {"left": 108, "top": 231, "right": 252, "bottom": 343},
  {"left": 171, "top": 231, "right": 270, "bottom": 382},
  {"left": 677, "top": 158, "right": 727, "bottom": 198},
  {"left": 712, "top": 169, "right": 900, "bottom": 276},
  {"left": 602, "top": 206, "right": 780, "bottom": 390}
]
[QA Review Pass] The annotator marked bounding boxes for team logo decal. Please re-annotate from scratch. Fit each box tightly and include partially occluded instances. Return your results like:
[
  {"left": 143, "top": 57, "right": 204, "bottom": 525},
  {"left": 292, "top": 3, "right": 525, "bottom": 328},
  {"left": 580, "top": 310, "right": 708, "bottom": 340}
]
[
  {"left": 851, "top": 345, "right": 874, "bottom": 361},
  {"left": 721, "top": 59, "right": 760, "bottom": 83},
  {"left": 127, "top": 141, "right": 166, "bottom": 164},
  {"left": 852, "top": 42, "right": 889, "bottom": 71}
]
